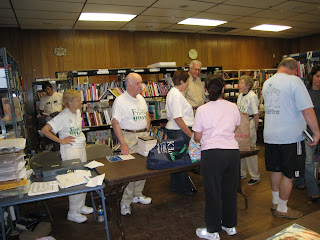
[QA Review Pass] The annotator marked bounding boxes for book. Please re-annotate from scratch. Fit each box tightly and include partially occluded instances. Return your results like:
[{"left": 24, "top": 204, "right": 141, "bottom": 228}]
[
  {"left": 2, "top": 97, "right": 23, "bottom": 122},
  {"left": 266, "top": 223, "right": 320, "bottom": 240},
  {"left": 303, "top": 130, "right": 314, "bottom": 143},
  {"left": 106, "top": 154, "right": 135, "bottom": 162},
  {"left": 28, "top": 181, "right": 59, "bottom": 196}
]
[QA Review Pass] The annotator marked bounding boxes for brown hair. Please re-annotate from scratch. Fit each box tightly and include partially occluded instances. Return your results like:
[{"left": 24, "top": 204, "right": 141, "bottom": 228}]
[{"left": 172, "top": 70, "right": 189, "bottom": 86}]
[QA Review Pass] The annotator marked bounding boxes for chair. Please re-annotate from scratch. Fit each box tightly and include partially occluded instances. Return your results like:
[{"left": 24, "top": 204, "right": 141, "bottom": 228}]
[{"left": 86, "top": 144, "right": 113, "bottom": 161}]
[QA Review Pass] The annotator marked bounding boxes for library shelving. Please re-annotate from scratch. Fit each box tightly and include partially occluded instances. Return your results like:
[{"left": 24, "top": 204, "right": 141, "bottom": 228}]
[
  {"left": 68, "top": 65, "right": 222, "bottom": 144},
  {"left": 0, "top": 47, "right": 26, "bottom": 139}
]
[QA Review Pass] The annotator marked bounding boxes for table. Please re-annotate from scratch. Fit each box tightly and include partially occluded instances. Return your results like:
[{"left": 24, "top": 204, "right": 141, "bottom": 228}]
[
  {"left": 96, "top": 147, "right": 259, "bottom": 239},
  {"left": 0, "top": 170, "right": 110, "bottom": 240}
]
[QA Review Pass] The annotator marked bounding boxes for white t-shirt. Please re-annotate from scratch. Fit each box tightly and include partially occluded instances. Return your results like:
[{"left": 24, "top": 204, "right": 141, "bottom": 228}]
[
  {"left": 48, "top": 108, "right": 86, "bottom": 148},
  {"left": 111, "top": 91, "right": 148, "bottom": 130},
  {"left": 237, "top": 90, "right": 259, "bottom": 115},
  {"left": 39, "top": 92, "right": 63, "bottom": 115},
  {"left": 166, "top": 87, "right": 194, "bottom": 130},
  {"left": 262, "top": 73, "right": 313, "bottom": 144}
]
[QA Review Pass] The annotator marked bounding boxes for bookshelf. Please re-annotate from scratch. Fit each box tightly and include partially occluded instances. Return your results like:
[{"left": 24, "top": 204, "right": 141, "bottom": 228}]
[
  {"left": 68, "top": 66, "right": 222, "bottom": 144},
  {"left": 0, "top": 48, "right": 25, "bottom": 140}
]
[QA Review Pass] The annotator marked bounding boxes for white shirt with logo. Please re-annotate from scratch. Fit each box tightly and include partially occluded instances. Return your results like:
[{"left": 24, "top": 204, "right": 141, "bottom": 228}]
[
  {"left": 112, "top": 91, "right": 148, "bottom": 130},
  {"left": 48, "top": 108, "right": 86, "bottom": 148}
]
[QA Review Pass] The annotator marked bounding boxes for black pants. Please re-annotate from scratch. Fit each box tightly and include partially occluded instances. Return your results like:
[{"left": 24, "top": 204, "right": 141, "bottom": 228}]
[
  {"left": 166, "top": 128, "right": 191, "bottom": 194},
  {"left": 201, "top": 149, "right": 240, "bottom": 233}
]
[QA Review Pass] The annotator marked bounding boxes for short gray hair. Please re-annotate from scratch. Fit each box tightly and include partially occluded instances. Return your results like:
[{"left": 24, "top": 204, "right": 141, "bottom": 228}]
[
  {"left": 190, "top": 60, "right": 202, "bottom": 68},
  {"left": 279, "top": 57, "right": 298, "bottom": 70},
  {"left": 239, "top": 75, "right": 254, "bottom": 90}
]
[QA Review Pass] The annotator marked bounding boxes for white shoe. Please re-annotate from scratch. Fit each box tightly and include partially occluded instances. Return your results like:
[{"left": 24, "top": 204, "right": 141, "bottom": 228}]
[
  {"left": 67, "top": 211, "right": 87, "bottom": 223},
  {"left": 120, "top": 204, "right": 131, "bottom": 216},
  {"left": 221, "top": 226, "right": 237, "bottom": 235},
  {"left": 132, "top": 196, "right": 152, "bottom": 204},
  {"left": 81, "top": 206, "right": 93, "bottom": 214},
  {"left": 196, "top": 228, "right": 220, "bottom": 240}
]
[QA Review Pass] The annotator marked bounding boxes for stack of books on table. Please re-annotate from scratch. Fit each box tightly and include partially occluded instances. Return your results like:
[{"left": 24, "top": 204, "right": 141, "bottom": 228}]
[
  {"left": 137, "top": 136, "right": 157, "bottom": 157},
  {"left": 0, "top": 138, "right": 28, "bottom": 196}
]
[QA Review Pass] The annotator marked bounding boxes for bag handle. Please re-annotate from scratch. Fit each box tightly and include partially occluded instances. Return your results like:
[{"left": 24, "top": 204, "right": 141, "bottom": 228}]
[{"left": 169, "top": 144, "right": 187, "bottom": 161}]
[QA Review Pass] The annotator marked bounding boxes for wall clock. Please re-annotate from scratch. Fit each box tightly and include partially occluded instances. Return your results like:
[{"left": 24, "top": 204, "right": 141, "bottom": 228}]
[
  {"left": 53, "top": 47, "right": 67, "bottom": 57},
  {"left": 188, "top": 49, "right": 198, "bottom": 60}
]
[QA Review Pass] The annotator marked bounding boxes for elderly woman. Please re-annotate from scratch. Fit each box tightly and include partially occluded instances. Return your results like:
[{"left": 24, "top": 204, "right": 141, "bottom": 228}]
[
  {"left": 193, "top": 76, "right": 241, "bottom": 240},
  {"left": 237, "top": 75, "right": 260, "bottom": 185},
  {"left": 41, "top": 89, "right": 93, "bottom": 223},
  {"left": 165, "top": 70, "right": 195, "bottom": 196}
]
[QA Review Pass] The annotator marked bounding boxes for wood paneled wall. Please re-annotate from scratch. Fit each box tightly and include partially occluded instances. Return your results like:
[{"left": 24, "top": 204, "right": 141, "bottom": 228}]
[{"left": 0, "top": 27, "right": 310, "bottom": 113}]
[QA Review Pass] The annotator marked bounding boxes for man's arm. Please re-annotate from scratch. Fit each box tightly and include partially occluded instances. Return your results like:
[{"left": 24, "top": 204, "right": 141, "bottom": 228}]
[
  {"left": 302, "top": 108, "right": 320, "bottom": 146},
  {"left": 174, "top": 117, "right": 193, "bottom": 138},
  {"left": 112, "top": 118, "right": 129, "bottom": 155},
  {"left": 146, "top": 111, "right": 151, "bottom": 131}
]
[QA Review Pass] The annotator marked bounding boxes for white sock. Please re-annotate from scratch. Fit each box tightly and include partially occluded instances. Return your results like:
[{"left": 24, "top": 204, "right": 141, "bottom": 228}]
[
  {"left": 277, "top": 199, "right": 288, "bottom": 212},
  {"left": 272, "top": 191, "right": 279, "bottom": 204}
]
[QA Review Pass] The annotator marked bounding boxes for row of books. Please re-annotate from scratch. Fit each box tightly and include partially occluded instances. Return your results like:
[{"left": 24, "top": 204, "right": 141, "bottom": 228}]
[
  {"left": 147, "top": 100, "right": 166, "bottom": 120},
  {"left": 108, "top": 87, "right": 125, "bottom": 98},
  {"left": 0, "top": 65, "right": 22, "bottom": 90},
  {"left": 141, "top": 82, "right": 169, "bottom": 97},
  {"left": 149, "top": 125, "right": 166, "bottom": 143},
  {"left": 74, "top": 83, "right": 100, "bottom": 101},
  {"left": 82, "top": 108, "right": 112, "bottom": 127}
]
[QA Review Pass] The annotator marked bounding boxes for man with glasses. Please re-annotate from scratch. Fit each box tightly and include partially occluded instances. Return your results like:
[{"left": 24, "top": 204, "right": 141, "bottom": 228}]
[{"left": 39, "top": 82, "right": 63, "bottom": 120}]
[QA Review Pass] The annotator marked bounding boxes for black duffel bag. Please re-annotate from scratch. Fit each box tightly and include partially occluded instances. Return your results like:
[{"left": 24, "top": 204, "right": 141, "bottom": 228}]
[{"left": 146, "top": 137, "right": 192, "bottom": 170}]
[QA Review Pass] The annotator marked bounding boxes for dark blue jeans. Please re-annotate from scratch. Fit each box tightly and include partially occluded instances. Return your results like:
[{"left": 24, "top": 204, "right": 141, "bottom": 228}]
[{"left": 166, "top": 128, "right": 192, "bottom": 194}]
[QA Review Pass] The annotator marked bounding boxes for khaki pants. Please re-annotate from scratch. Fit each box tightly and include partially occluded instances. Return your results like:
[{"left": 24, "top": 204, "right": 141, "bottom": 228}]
[
  {"left": 120, "top": 131, "right": 148, "bottom": 206},
  {"left": 240, "top": 119, "right": 260, "bottom": 180},
  {"left": 60, "top": 145, "right": 88, "bottom": 212}
]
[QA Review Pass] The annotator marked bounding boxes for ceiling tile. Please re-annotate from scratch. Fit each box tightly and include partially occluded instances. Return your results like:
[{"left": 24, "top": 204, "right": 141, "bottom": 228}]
[
  {"left": 193, "top": 12, "right": 241, "bottom": 21},
  {"left": 151, "top": 0, "right": 216, "bottom": 11},
  {"left": 309, "top": 8, "right": 320, "bottom": 15},
  {"left": 162, "top": 28, "right": 198, "bottom": 33},
  {"left": 293, "top": 0, "right": 320, "bottom": 3},
  {"left": 270, "top": 1, "right": 317, "bottom": 13},
  {"left": 272, "top": 19, "right": 317, "bottom": 28},
  {"left": 74, "top": 26, "right": 122, "bottom": 30},
  {"left": 235, "top": 16, "right": 278, "bottom": 25},
  {"left": 287, "top": 13, "right": 320, "bottom": 23},
  {"left": 75, "top": 21, "right": 127, "bottom": 27},
  {"left": 11, "top": 0, "right": 84, "bottom": 12},
  {"left": 0, "top": 17, "right": 18, "bottom": 25},
  {"left": 166, "top": 24, "right": 212, "bottom": 31},
  {"left": 132, "top": 15, "right": 184, "bottom": 24},
  {"left": 205, "top": 4, "right": 263, "bottom": 16},
  {"left": 222, "top": 22, "right": 255, "bottom": 29},
  {"left": 86, "top": 0, "right": 156, "bottom": 7},
  {"left": 20, "top": 25, "right": 73, "bottom": 29},
  {"left": 19, "top": 18, "right": 75, "bottom": 26},
  {"left": 190, "top": 0, "right": 225, "bottom": 3},
  {"left": 222, "top": 0, "right": 287, "bottom": 8},
  {"left": 251, "top": 9, "right": 297, "bottom": 19},
  {"left": 121, "top": 22, "right": 172, "bottom": 31},
  {"left": 0, "top": 0, "right": 11, "bottom": 8},
  {"left": 15, "top": 10, "right": 79, "bottom": 20},
  {"left": 141, "top": 7, "right": 199, "bottom": 18},
  {"left": 83, "top": 4, "right": 145, "bottom": 14},
  {"left": 200, "top": 28, "right": 245, "bottom": 34}
]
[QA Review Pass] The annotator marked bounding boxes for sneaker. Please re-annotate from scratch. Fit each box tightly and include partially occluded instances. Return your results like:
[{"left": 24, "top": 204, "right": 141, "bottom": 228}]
[
  {"left": 120, "top": 204, "right": 131, "bottom": 216},
  {"left": 132, "top": 196, "right": 152, "bottom": 204},
  {"left": 241, "top": 175, "right": 247, "bottom": 179},
  {"left": 274, "top": 208, "right": 303, "bottom": 219},
  {"left": 271, "top": 203, "right": 278, "bottom": 211},
  {"left": 67, "top": 211, "right": 87, "bottom": 223},
  {"left": 80, "top": 206, "right": 93, "bottom": 214},
  {"left": 247, "top": 179, "right": 260, "bottom": 185},
  {"left": 196, "top": 228, "right": 220, "bottom": 240},
  {"left": 221, "top": 226, "right": 237, "bottom": 236}
]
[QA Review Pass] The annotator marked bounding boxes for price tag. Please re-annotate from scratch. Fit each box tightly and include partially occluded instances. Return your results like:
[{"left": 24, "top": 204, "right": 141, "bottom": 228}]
[
  {"left": 97, "top": 69, "right": 109, "bottom": 74},
  {"left": 117, "top": 70, "right": 126, "bottom": 74},
  {"left": 134, "top": 69, "right": 144, "bottom": 73},
  {"left": 149, "top": 68, "right": 160, "bottom": 72},
  {"left": 77, "top": 72, "right": 88, "bottom": 75}
]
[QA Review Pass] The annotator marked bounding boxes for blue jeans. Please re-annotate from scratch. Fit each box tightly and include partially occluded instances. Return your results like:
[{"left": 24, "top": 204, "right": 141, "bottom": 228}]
[{"left": 295, "top": 141, "right": 320, "bottom": 197}]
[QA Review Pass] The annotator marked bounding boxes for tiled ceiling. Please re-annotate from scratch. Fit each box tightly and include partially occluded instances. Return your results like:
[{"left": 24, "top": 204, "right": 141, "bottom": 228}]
[{"left": 1, "top": 0, "right": 320, "bottom": 39}]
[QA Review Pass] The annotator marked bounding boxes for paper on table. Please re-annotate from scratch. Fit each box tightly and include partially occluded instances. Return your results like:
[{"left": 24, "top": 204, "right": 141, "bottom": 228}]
[
  {"left": 118, "top": 154, "right": 135, "bottom": 160},
  {"left": 56, "top": 172, "right": 88, "bottom": 189},
  {"left": 28, "top": 181, "right": 59, "bottom": 196},
  {"left": 86, "top": 174, "right": 105, "bottom": 187},
  {"left": 84, "top": 160, "right": 104, "bottom": 169},
  {"left": 74, "top": 170, "right": 92, "bottom": 177}
]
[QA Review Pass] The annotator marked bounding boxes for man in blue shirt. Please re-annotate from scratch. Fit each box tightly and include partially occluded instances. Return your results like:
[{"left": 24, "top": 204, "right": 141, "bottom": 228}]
[{"left": 262, "top": 57, "right": 320, "bottom": 219}]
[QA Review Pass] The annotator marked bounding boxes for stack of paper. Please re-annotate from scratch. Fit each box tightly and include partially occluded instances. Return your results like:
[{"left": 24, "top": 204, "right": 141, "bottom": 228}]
[
  {"left": 28, "top": 181, "right": 59, "bottom": 196},
  {"left": 56, "top": 171, "right": 89, "bottom": 189},
  {"left": 137, "top": 136, "right": 157, "bottom": 157},
  {"left": 106, "top": 154, "right": 135, "bottom": 162}
]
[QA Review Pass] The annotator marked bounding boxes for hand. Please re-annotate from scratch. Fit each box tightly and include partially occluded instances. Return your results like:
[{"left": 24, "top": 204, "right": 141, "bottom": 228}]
[
  {"left": 307, "top": 134, "right": 320, "bottom": 147},
  {"left": 121, "top": 143, "right": 129, "bottom": 155},
  {"left": 61, "top": 136, "right": 75, "bottom": 146}
]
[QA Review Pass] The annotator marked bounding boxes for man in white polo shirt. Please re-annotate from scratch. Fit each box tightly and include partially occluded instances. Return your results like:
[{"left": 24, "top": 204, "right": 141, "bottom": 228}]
[{"left": 112, "top": 73, "right": 152, "bottom": 216}]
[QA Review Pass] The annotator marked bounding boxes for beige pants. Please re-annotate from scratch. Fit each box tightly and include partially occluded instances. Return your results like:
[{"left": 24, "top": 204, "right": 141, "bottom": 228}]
[
  {"left": 121, "top": 131, "right": 148, "bottom": 206},
  {"left": 240, "top": 119, "right": 260, "bottom": 180},
  {"left": 60, "top": 145, "right": 88, "bottom": 213}
]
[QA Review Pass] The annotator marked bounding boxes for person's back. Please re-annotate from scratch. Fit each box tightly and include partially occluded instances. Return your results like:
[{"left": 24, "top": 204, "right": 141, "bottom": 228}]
[{"left": 262, "top": 72, "right": 311, "bottom": 144}]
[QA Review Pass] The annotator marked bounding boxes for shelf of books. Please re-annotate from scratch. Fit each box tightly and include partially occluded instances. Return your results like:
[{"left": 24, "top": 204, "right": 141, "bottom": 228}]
[{"left": 0, "top": 47, "right": 26, "bottom": 139}]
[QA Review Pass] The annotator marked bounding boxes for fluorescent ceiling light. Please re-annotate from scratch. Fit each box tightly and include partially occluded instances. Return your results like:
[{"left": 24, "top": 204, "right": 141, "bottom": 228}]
[
  {"left": 79, "top": 13, "right": 136, "bottom": 22},
  {"left": 250, "top": 24, "right": 292, "bottom": 32},
  {"left": 178, "top": 18, "right": 227, "bottom": 27}
]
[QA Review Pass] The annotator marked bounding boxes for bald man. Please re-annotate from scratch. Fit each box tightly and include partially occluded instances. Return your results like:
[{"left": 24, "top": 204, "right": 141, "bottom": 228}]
[{"left": 112, "top": 73, "right": 152, "bottom": 216}]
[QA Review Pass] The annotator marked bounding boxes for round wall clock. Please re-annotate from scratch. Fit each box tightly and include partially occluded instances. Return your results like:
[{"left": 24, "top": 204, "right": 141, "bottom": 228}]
[
  {"left": 188, "top": 49, "right": 198, "bottom": 60},
  {"left": 53, "top": 47, "right": 67, "bottom": 57}
]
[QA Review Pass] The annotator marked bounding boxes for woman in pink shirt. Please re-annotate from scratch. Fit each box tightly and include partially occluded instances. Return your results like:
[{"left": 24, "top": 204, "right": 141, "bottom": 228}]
[{"left": 193, "top": 76, "right": 241, "bottom": 240}]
